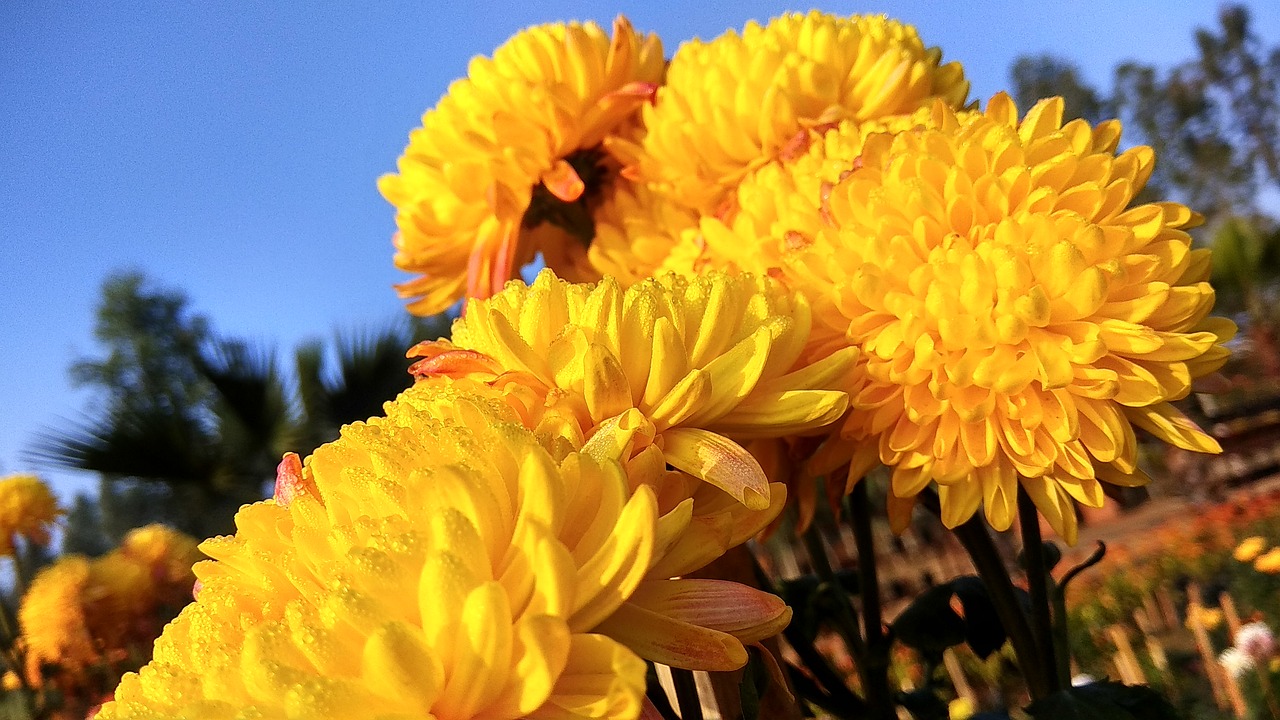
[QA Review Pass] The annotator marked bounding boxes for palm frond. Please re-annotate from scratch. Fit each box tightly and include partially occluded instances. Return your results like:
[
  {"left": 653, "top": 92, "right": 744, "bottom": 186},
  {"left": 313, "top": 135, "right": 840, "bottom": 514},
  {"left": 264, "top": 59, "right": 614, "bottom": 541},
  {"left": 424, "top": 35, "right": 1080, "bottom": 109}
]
[{"left": 26, "top": 407, "right": 219, "bottom": 485}]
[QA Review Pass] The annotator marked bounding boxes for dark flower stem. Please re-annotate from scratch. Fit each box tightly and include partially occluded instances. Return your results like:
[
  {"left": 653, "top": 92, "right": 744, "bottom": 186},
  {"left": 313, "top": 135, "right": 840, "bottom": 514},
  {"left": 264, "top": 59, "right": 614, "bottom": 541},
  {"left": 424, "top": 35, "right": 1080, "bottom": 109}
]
[
  {"left": 1018, "top": 488, "right": 1062, "bottom": 695},
  {"left": 801, "top": 525, "right": 867, "bottom": 663},
  {"left": 750, "top": 552, "right": 869, "bottom": 716},
  {"left": 932, "top": 492, "right": 1051, "bottom": 700},
  {"left": 848, "top": 480, "right": 896, "bottom": 719},
  {"left": 670, "top": 668, "right": 704, "bottom": 720}
]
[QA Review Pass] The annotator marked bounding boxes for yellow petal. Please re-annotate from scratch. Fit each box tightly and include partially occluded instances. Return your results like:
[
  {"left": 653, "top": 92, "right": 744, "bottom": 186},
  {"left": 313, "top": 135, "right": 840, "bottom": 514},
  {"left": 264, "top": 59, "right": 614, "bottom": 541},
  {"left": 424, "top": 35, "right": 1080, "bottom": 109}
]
[
  {"left": 570, "top": 488, "right": 657, "bottom": 632},
  {"left": 661, "top": 428, "right": 770, "bottom": 510},
  {"left": 483, "top": 615, "right": 571, "bottom": 717},
  {"left": 1125, "top": 402, "right": 1221, "bottom": 453},
  {"left": 712, "top": 389, "right": 850, "bottom": 439},
  {"left": 594, "top": 601, "right": 748, "bottom": 671},
  {"left": 362, "top": 621, "right": 443, "bottom": 711},
  {"left": 584, "top": 343, "right": 634, "bottom": 421},
  {"left": 435, "top": 581, "right": 514, "bottom": 718}
]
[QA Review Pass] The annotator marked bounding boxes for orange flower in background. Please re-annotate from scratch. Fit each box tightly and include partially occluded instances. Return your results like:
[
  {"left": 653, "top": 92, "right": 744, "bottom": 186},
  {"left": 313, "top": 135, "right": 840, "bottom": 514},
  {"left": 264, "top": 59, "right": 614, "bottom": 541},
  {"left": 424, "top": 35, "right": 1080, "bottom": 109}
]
[
  {"left": 792, "top": 94, "right": 1233, "bottom": 541},
  {"left": 0, "top": 473, "right": 62, "bottom": 557},
  {"left": 380, "top": 17, "right": 664, "bottom": 314},
  {"left": 19, "top": 556, "right": 101, "bottom": 685},
  {"left": 17, "top": 526, "right": 201, "bottom": 692}
]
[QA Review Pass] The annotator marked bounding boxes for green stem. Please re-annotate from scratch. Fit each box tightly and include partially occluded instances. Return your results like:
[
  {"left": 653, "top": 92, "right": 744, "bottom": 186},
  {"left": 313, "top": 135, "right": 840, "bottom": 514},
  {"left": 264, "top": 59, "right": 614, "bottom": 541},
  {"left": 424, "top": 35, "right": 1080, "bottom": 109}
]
[
  {"left": 1018, "top": 489, "right": 1062, "bottom": 695},
  {"left": 848, "top": 481, "right": 895, "bottom": 719},
  {"left": 936, "top": 495, "right": 1051, "bottom": 700},
  {"left": 801, "top": 526, "right": 868, "bottom": 663}
]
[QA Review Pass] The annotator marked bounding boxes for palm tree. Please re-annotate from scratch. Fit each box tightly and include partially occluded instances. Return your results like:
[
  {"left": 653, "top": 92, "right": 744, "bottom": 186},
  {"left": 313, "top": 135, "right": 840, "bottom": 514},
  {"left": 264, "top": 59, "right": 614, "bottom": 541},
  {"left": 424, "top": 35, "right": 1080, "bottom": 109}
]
[
  {"left": 30, "top": 272, "right": 455, "bottom": 542},
  {"left": 292, "top": 314, "right": 450, "bottom": 451}
]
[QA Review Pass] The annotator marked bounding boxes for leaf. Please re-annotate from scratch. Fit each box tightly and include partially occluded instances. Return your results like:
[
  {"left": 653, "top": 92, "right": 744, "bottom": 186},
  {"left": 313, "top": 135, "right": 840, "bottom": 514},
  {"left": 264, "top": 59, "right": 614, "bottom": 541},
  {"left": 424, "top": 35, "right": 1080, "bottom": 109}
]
[
  {"left": 1025, "top": 681, "right": 1181, "bottom": 719},
  {"left": 950, "top": 576, "right": 1009, "bottom": 659},
  {"left": 891, "top": 584, "right": 966, "bottom": 659}
]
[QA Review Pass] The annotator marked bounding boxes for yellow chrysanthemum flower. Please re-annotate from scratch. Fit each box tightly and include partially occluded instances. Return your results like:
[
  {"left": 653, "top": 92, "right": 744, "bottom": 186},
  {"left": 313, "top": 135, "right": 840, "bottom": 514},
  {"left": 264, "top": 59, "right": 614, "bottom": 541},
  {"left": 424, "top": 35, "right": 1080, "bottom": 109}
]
[
  {"left": 626, "top": 11, "right": 968, "bottom": 214},
  {"left": 794, "top": 94, "right": 1233, "bottom": 541},
  {"left": 585, "top": 179, "right": 700, "bottom": 287},
  {"left": 0, "top": 473, "right": 62, "bottom": 556},
  {"left": 690, "top": 110, "right": 940, "bottom": 285},
  {"left": 99, "top": 386, "right": 788, "bottom": 719},
  {"left": 379, "top": 17, "right": 664, "bottom": 315},
  {"left": 19, "top": 556, "right": 100, "bottom": 684},
  {"left": 411, "top": 269, "right": 854, "bottom": 512},
  {"left": 117, "top": 524, "right": 203, "bottom": 608}
]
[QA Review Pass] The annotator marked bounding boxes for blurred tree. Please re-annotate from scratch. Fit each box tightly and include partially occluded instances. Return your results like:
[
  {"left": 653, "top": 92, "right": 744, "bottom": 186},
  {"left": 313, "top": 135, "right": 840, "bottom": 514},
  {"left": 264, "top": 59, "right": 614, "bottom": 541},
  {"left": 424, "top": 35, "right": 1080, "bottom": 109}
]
[
  {"left": 31, "top": 272, "right": 452, "bottom": 542},
  {"left": 1212, "top": 215, "right": 1280, "bottom": 375},
  {"left": 1011, "top": 5, "right": 1278, "bottom": 225},
  {"left": 30, "top": 273, "right": 272, "bottom": 539},
  {"left": 1010, "top": 54, "right": 1111, "bottom": 125},
  {"left": 293, "top": 315, "right": 449, "bottom": 451},
  {"left": 1112, "top": 5, "right": 1278, "bottom": 223}
]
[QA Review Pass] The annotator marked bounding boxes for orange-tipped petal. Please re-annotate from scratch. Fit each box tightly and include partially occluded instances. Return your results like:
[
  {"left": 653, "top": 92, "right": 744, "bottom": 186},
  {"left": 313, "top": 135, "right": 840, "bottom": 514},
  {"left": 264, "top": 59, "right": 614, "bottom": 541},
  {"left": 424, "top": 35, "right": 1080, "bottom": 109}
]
[
  {"left": 542, "top": 159, "right": 586, "bottom": 203},
  {"left": 662, "top": 428, "right": 771, "bottom": 510}
]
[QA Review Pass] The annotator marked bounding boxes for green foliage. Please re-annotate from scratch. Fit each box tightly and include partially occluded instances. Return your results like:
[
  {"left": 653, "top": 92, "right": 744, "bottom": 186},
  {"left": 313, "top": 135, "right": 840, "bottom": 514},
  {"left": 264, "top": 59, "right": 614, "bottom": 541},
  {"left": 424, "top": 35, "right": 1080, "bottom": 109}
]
[
  {"left": 293, "top": 314, "right": 450, "bottom": 450},
  {"left": 30, "top": 272, "right": 453, "bottom": 540},
  {"left": 1011, "top": 5, "right": 1280, "bottom": 226},
  {"left": 1009, "top": 55, "right": 1111, "bottom": 124}
]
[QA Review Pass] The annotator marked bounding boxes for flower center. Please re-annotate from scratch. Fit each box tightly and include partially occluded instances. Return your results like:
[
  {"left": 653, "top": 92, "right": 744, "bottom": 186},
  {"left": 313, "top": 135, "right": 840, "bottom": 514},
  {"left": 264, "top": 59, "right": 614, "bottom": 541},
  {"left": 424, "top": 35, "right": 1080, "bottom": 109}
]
[{"left": 523, "top": 147, "right": 610, "bottom": 245}]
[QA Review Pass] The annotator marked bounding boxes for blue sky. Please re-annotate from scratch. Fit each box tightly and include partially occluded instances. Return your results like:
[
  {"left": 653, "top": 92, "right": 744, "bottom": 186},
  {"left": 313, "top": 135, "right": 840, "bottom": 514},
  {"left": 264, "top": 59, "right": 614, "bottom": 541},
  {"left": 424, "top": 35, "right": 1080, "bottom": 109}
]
[{"left": 3, "top": 1, "right": 1278, "bottom": 500}]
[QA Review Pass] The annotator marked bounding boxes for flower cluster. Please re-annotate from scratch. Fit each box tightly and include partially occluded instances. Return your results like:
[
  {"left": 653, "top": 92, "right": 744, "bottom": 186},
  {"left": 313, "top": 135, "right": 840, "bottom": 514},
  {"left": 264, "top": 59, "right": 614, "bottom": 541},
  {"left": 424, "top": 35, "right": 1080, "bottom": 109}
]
[
  {"left": 102, "top": 7, "right": 1235, "bottom": 718},
  {"left": 0, "top": 473, "right": 61, "bottom": 556},
  {"left": 18, "top": 525, "right": 201, "bottom": 690},
  {"left": 98, "top": 386, "right": 790, "bottom": 719}
]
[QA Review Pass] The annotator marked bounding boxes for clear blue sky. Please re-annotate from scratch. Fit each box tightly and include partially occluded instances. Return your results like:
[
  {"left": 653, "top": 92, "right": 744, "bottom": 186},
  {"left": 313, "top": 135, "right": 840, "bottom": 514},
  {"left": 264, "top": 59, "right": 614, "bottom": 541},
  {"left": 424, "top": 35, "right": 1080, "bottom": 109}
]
[{"left": 4, "top": 1, "right": 1278, "bottom": 501}]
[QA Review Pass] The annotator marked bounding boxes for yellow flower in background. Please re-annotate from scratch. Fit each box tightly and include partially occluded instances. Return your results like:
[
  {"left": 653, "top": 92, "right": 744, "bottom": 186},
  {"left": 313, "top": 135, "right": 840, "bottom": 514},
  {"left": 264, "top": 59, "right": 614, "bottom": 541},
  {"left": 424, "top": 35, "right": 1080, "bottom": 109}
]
[
  {"left": 99, "top": 385, "right": 790, "bottom": 719},
  {"left": 949, "top": 697, "right": 976, "bottom": 720},
  {"left": 1256, "top": 548, "right": 1280, "bottom": 574},
  {"left": 794, "top": 94, "right": 1233, "bottom": 542},
  {"left": 380, "top": 17, "right": 664, "bottom": 315},
  {"left": 1, "top": 671, "right": 20, "bottom": 692},
  {"left": 1235, "top": 536, "right": 1268, "bottom": 563},
  {"left": 0, "top": 473, "right": 62, "bottom": 556},
  {"left": 626, "top": 12, "right": 968, "bottom": 214},
  {"left": 1185, "top": 604, "right": 1224, "bottom": 631},
  {"left": 19, "top": 556, "right": 100, "bottom": 685},
  {"left": 117, "top": 524, "right": 203, "bottom": 609},
  {"left": 411, "top": 269, "right": 854, "bottom": 511}
]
